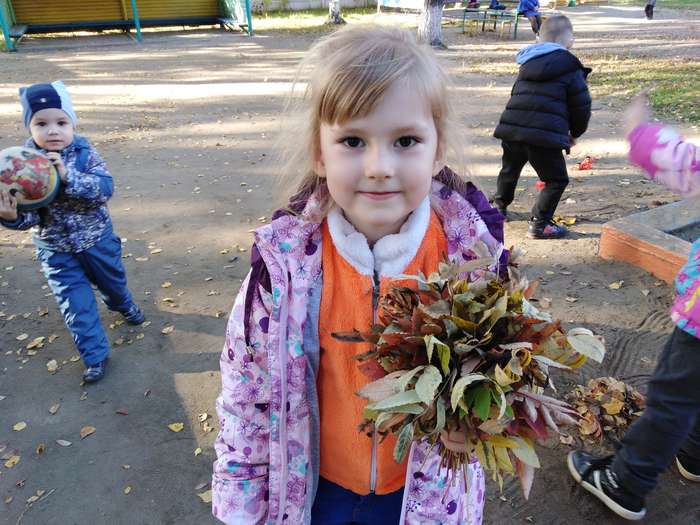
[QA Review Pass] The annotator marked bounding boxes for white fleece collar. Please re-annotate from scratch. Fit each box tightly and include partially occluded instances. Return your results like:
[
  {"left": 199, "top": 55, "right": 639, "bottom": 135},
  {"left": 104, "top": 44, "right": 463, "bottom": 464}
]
[{"left": 326, "top": 197, "right": 431, "bottom": 278}]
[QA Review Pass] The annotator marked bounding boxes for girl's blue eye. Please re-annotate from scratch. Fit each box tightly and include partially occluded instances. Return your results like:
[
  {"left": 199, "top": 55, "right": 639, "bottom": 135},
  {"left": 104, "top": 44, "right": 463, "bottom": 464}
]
[
  {"left": 342, "top": 137, "right": 364, "bottom": 148},
  {"left": 396, "top": 136, "right": 418, "bottom": 148}
]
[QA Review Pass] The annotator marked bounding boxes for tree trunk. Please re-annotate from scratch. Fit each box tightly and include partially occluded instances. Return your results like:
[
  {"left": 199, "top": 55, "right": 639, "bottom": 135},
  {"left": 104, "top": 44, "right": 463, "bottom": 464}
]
[
  {"left": 418, "top": 0, "right": 446, "bottom": 49},
  {"left": 327, "top": 0, "right": 346, "bottom": 24}
]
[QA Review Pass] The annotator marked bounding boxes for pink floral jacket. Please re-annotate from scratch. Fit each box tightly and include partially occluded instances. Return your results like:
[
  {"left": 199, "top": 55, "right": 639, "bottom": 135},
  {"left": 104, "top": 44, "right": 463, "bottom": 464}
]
[
  {"left": 212, "top": 169, "right": 506, "bottom": 524},
  {"left": 628, "top": 123, "right": 700, "bottom": 336}
]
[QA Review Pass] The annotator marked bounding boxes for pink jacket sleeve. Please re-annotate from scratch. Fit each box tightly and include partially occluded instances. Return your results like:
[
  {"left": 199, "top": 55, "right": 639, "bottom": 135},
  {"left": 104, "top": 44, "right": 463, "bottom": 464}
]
[
  {"left": 628, "top": 123, "right": 700, "bottom": 196},
  {"left": 212, "top": 271, "right": 273, "bottom": 524}
]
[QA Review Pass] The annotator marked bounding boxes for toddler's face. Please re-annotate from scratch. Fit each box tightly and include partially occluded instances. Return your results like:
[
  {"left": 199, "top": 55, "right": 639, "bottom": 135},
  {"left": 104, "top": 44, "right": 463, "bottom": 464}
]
[
  {"left": 29, "top": 108, "right": 74, "bottom": 152},
  {"left": 316, "top": 82, "right": 443, "bottom": 244}
]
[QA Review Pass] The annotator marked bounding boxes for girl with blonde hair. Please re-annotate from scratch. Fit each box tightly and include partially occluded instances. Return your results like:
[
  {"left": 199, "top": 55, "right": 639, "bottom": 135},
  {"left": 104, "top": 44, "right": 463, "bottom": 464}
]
[{"left": 212, "top": 25, "right": 506, "bottom": 524}]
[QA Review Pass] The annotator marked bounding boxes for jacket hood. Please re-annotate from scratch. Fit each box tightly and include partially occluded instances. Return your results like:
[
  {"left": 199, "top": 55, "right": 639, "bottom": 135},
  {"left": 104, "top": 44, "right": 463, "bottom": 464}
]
[{"left": 517, "top": 47, "right": 587, "bottom": 82}]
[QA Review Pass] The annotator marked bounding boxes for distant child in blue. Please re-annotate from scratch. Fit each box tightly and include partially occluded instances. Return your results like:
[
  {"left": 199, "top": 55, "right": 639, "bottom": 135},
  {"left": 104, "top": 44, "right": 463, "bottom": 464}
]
[
  {"left": 0, "top": 81, "right": 144, "bottom": 383},
  {"left": 518, "top": 0, "right": 541, "bottom": 36}
]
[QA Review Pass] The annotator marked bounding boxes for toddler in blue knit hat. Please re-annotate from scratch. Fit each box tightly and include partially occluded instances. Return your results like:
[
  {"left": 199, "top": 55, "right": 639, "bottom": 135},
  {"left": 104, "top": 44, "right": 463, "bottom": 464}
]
[{"left": 0, "top": 80, "right": 145, "bottom": 383}]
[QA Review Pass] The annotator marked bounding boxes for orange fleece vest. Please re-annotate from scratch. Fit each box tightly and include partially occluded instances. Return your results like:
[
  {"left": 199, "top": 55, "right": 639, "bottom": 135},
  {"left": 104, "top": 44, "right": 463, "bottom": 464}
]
[{"left": 318, "top": 210, "right": 448, "bottom": 495}]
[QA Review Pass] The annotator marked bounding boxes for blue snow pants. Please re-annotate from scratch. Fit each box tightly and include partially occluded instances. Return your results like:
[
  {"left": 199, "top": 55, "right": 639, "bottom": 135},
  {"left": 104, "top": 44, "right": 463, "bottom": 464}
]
[{"left": 37, "top": 232, "right": 134, "bottom": 366}]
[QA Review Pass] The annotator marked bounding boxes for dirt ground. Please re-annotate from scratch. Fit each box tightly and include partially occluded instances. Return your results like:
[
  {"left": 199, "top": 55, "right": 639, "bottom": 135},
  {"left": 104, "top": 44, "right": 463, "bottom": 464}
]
[{"left": 1, "top": 4, "right": 699, "bottom": 524}]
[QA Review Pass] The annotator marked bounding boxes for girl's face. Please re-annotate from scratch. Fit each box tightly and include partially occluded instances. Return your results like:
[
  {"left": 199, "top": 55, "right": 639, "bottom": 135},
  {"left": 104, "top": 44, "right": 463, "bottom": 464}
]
[
  {"left": 29, "top": 108, "right": 74, "bottom": 152},
  {"left": 316, "top": 82, "right": 443, "bottom": 244}
]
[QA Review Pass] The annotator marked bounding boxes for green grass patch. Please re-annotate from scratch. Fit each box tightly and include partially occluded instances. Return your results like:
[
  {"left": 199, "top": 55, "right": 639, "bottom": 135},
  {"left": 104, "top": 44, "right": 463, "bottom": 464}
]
[
  {"left": 587, "top": 55, "right": 700, "bottom": 123},
  {"left": 609, "top": 0, "right": 700, "bottom": 10}
]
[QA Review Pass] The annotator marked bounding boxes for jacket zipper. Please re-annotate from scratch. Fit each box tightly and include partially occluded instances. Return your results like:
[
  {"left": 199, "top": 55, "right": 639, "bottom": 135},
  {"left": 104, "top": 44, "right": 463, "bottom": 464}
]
[{"left": 370, "top": 272, "right": 380, "bottom": 493}]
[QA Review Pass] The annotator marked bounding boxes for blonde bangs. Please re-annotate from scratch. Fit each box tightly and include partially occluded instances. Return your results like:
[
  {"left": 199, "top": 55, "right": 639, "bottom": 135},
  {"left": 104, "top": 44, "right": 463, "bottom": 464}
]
[{"left": 276, "top": 25, "right": 456, "bottom": 215}]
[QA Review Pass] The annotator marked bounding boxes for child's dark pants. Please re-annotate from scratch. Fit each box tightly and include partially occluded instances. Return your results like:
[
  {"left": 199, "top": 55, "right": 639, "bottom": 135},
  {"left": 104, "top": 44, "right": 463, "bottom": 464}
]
[
  {"left": 311, "top": 477, "right": 403, "bottom": 525},
  {"left": 493, "top": 140, "right": 569, "bottom": 221},
  {"left": 612, "top": 327, "right": 700, "bottom": 496}
]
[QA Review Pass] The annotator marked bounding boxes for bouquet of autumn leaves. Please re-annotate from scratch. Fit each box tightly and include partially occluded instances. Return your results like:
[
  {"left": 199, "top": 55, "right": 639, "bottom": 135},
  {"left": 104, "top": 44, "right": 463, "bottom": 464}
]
[{"left": 333, "top": 250, "right": 606, "bottom": 499}]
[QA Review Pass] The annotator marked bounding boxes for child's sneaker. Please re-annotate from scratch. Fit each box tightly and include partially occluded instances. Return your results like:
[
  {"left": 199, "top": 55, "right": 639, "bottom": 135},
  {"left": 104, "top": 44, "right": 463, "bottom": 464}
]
[
  {"left": 527, "top": 219, "right": 568, "bottom": 239},
  {"left": 676, "top": 451, "right": 700, "bottom": 482},
  {"left": 567, "top": 451, "right": 646, "bottom": 521},
  {"left": 122, "top": 304, "right": 145, "bottom": 325},
  {"left": 83, "top": 359, "right": 107, "bottom": 383}
]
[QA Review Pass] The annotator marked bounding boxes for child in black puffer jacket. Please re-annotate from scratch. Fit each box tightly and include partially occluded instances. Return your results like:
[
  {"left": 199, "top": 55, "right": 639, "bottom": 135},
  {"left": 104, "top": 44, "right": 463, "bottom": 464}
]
[{"left": 493, "top": 14, "right": 592, "bottom": 239}]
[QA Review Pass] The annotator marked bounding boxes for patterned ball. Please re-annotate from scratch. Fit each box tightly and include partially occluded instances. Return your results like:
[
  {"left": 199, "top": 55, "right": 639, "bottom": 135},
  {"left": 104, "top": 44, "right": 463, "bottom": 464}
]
[{"left": 0, "top": 146, "right": 60, "bottom": 211}]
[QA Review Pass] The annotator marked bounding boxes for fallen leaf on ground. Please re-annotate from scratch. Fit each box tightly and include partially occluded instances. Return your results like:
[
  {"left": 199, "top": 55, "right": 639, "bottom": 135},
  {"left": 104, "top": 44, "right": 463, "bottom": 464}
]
[
  {"left": 80, "top": 391, "right": 88, "bottom": 401},
  {"left": 161, "top": 325, "right": 175, "bottom": 335},
  {"left": 4, "top": 455, "right": 20, "bottom": 468},
  {"left": 13, "top": 421, "right": 27, "bottom": 432},
  {"left": 194, "top": 447, "right": 202, "bottom": 456},
  {"left": 161, "top": 281, "right": 172, "bottom": 288},
  {"left": 80, "top": 426, "right": 96, "bottom": 439},
  {"left": 4, "top": 496, "right": 12, "bottom": 504},
  {"left": 16, "top": 333, "right": 29, "bottom": 341},
  {"left": 69, "top": 355, "right": 81, "bottom": 362},
  {"left": 26, "top": 336, "right": 45, "bottom": 350},
  {"left": 48, "top": 334, "right": 59, "bottom": 343},
  {"left": 197, "top": 490, "right": 212, "bottom": 503},
  {"left": 134, "top": 257, "right": 149, "bottom": 262},
  {"left": 559, "top": 434, "right": 575, "bottom": 445},
  {"left": 36, "top": 443, "right": 45, "bottom": 454},
  {"left": 198, "top": 413, "right": 209, "bottom": 422},
  {"left": 46, "top": 359, "right": 58, "bottom": 373},
  {"left": 194, "top": 481, "right": 209, "bottom": 491},
  {"left": 641, "top": 289, "right": 650, "bottom": 296},
  {"left": 56, "top": 439, "right": 72, "bottom": 447},
  {"left": 49, "top": 403, "right": 60, "bottom": 414},
  {"left": 124, "top": 486, "right": 132, "bottom": 495},
  {"left": 122, "top": 464, "right": 131, "bottom": 469},
  {"left": 115, "top": 409, "right": 129, "bottom": 416},
  {"left": 608, "top": 280, "right": 624, "bottom": 290},
  {"left": 150, "top": 248, "right": 162, "bottom": 255},
  {"left": 168, "top": 422, "right": 184, "bottom": 432}
]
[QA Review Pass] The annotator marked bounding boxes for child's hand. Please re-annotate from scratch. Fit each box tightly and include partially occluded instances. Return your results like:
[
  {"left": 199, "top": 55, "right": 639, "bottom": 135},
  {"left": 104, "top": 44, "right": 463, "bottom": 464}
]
[
  {"left": 0, "top": 190, "right": 18, "bottom": 221},
  {"left": 45, "top": 152, "right": 67, "bottom": 182},
  {"left": 623, "top": 90, "right": 652, "bottom": 136}
]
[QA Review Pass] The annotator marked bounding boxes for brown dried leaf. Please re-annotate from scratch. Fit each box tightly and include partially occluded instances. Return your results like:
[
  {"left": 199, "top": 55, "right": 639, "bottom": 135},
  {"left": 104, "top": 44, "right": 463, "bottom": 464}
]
[{"left": 80, "top": 426, "right": 96, "bottom": 439}]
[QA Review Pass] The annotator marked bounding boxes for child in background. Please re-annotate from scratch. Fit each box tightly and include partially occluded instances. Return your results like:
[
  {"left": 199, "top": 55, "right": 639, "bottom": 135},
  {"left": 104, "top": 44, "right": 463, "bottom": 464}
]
[
  {"left": 493, "top": 15, "right": 591, "bottom": 239},
  {"left": 518, "top": 0, "right": 541, "bottom": 36},
  {"left": 212, "top": 26, "right": 507, "bottom": 525},
  {"left": 568, "top": 93, "right": 700, "bottom": 520},
  {"left": 0, "top": 81, "right": 144, "bottom": 383}
]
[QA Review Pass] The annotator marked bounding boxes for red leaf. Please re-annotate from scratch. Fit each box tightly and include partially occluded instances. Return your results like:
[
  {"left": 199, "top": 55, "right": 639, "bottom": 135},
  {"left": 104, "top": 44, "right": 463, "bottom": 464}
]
[{"left": 357, "top": 360, "right": 387, "bottom": 380}]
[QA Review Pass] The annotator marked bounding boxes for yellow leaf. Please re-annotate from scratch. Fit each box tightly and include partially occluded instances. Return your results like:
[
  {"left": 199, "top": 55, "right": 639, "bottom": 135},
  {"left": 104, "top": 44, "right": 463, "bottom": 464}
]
[
  {"left": 46, "top": 359, "right": 58, "bottom": 373},
  {"left": 124, "top": 486, "right": 132, "bottom": 495},
  {"left": 197, "top": 490, "right": 212, "bottom": 503},
  {"left": 161, "top": 281, "right": 172, "bottom": 288},
  {"left": 608, "top": 280, "right": 624, "bottom": 290},
  {"left": 194, "top": 447, "right": 202, "bottom": 456},
  {"left": 48, "top": 334, "right": 59, "bottom": 343},
  {"left": 161, "top": 325, "right": 175, "bottom": 335},
  {"left": 80, "top": 425, "right": 96, "bottom": 439},
  {"left": 26, "top": 336, "right": 45, "bottom": 350},
  {"left": 13, "top": 421, "right": 27, "bottom": 431},
  {"left": 70, "top": 355, "right": 81, "bottom": 362},
  {"left": 4, "top": 455, "right": 20, "bottom": 468},
  {"left": 602, "top": 398, "right": 625, "bottom": 415},
  {"left": 168, "top": 422, "right": 184, "bottom": 433},
  {"left": 198, "top": 413, "right": 209, "bottom": 422}
]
